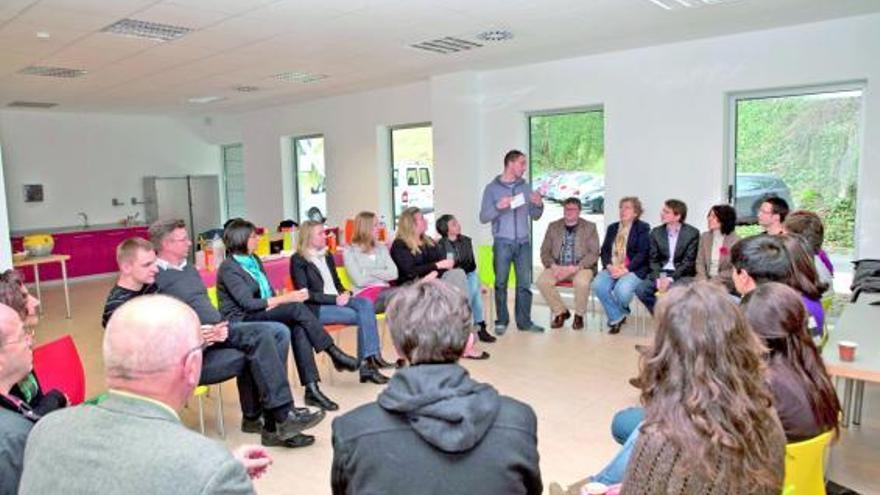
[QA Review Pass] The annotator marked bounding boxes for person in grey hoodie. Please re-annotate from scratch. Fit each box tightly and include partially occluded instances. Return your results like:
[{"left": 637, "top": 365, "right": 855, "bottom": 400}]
[
  {"left": 479, "top": 149, "right": 545, "bottom": 334},
  {"left": 331, "top": 280, "right": 542, "bottom": 495}
]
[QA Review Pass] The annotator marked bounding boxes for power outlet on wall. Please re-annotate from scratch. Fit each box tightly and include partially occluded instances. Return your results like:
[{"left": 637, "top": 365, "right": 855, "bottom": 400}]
[{"left": 112, "top": 198, "right": 124, "bottom": 206}]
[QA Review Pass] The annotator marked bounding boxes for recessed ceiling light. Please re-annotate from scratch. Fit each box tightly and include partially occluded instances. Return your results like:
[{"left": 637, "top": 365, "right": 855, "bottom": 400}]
[
  {"left": 409, "top": 36, "right": 483, "bottom": 55},
  {"left": 101, "top": 18, "right": 192, "bottom": 42},
  {"left": 271, "top": 72, "right": 328, "bottom": 83},
  {"left": 233, "top": 85, "right": 260, "bottom": 92},
  {"left": 35, "top": 31, "right": 51, "bottom": 39},
  {"left": 476, "top": 30, "right": 513, "bottom": 42},
  {"left": 645, "top": 0, "right": 741, "bottom": 10},
  {"left": 187, "top": 96, "right": 225, "bottom": 104},
  {"left": 19, "top": 65, "right": 87, "bottom": 78}
]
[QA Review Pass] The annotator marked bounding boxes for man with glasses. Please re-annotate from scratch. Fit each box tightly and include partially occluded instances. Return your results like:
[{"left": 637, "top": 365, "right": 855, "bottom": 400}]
[
  {"left": 0, "top": 271, "right": 67, "bottom": 495},
  {"left": 758, "top": 196, "right": 789, "bottom": 236},
  {"left": 102, "top": 233, "right": 323, "bottom": 449},
  {"left": 535, "top": 197, "right": 600, "bottom": 330},
  {"left": 19, "top": 296, "right": 270, "bottom": 494}
]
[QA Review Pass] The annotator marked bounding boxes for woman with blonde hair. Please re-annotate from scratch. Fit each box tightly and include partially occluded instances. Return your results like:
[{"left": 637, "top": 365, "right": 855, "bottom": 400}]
[
  {"left": 620, "top": 281, "right": 785, "bottom": 494},
  {"left": 390, "top": 207, "right": 488, "bottom": 359},
  {"left": 343, "top": 211, "right": 398, "bottom": 312},
  {"left": 291, "top": 220, "right": 392, "bottom": 383}
]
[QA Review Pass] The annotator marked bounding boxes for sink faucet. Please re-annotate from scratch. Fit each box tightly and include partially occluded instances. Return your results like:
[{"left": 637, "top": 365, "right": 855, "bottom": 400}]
[{"left": 77, "top": 212, "right": 89, "bottom": 228}]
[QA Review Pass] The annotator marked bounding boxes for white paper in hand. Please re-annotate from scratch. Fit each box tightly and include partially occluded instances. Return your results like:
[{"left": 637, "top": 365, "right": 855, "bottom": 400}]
[{"left": 510, "top": 193, "right": 526, "bottom": 209}]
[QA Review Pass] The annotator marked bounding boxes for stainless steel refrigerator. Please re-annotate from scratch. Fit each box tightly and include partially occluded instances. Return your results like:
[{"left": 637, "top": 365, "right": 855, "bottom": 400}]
[{"left": 143, "top": 175, "right": 221, "bottom": 258}]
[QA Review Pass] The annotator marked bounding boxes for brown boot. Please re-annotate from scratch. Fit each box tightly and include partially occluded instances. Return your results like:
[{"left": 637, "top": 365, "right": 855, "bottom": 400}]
[
  {"left": 572, "top": 314, "right": 584, "bottom": 330},
  {"left": 551, "top": 310, "right": 571, "bottom": 329}
]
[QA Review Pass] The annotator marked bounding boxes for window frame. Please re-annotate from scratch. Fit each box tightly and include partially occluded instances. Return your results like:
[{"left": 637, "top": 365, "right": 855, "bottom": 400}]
[
  {"left": 221, "top": 143, "right": 245, "bottom": 220},
  {"left": 389, "top": 122, "right": 432, "bottom": 227}
]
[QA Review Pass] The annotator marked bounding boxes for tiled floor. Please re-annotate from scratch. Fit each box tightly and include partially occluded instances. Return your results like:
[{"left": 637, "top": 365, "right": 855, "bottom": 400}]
[{"left": 30, "top": 276, "right": 879, "bottom": 494}]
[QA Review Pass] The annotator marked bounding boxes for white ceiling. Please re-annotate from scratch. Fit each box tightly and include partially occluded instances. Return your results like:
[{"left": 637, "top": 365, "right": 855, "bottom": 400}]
[{"left": 1, "top": 0, "right": 878, "bottom": 115}]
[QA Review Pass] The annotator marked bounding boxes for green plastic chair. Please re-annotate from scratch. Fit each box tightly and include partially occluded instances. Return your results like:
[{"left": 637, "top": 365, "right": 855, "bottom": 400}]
[{"left": 477, "top": 245, "right": 517, "bottom": 325}]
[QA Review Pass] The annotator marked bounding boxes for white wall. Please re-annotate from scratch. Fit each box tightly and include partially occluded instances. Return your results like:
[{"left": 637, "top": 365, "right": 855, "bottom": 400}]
[
  {"left": 0, "top": 110, "right": 220, "bottom": 233},
  {"left": 202, "top": 13, "right": 879, "bottom": 258},
  {"left": 0, "top": 146, "right": 11, "bottom": 269},
  {"left": 476, "top": 13, "right": 880, "bottom": 257},
  {"left": 185, "top": 82, "right": 431, "bottom": 230}
]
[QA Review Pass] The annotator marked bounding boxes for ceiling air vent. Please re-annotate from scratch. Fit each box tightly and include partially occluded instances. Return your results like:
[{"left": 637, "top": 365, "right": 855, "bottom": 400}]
[
  {"left": 101, "top": 18, "right": 192, "bottom": 42},
  {"left": 409, "top": 36, "right": 483, "bottom": 55},
  {"left": 18, "top": 66, "right": 87, "bottom": 78},
  {"left": 234, "top": 85, "right": 260, "bottom": 92},
  {"left": 7, "top": 101, "right": 59, "bottom": 108}
]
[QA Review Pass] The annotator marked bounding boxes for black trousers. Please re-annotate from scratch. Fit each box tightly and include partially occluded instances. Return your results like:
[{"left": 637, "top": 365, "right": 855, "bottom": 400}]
[
  {"left": 244, "top": 302, "right": 334, "bottom": 385},
  {"left": 201, "top": 320, "right": 294, "bottom": 422}
]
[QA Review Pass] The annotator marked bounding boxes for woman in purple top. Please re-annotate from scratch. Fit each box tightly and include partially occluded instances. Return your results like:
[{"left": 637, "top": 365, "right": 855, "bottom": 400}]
[{"left": 780, "top": 234, "right": 825, "bottom": 337}]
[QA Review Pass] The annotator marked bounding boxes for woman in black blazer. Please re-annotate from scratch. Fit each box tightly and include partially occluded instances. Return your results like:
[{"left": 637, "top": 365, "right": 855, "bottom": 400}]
[
  {"left": 291, "top": 221, "right": 390, "bottom": 385},
  {"left": 591, "top": 196, "right": 652, "bottom": 333},
  {"left": 217, "top": 218, "right": 358, "bottom": 411}
]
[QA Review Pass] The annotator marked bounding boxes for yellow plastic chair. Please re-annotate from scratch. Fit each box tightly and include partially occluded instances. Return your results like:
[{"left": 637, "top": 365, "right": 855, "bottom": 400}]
[
  {"left": 191, "top": 384, "right": 225, "bottom": 437},
  {"left": 783, "top": 430, "right": 833, "bottom": 495},
  {"left": 477, "top": 245, "right": 517, "bottom": 325}
]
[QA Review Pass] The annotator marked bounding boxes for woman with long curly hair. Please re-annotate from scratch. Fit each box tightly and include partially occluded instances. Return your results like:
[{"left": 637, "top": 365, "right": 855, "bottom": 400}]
[
  {"left": 621, "top": 281, "right": 785, "bottom": 494},
  {"left": 742, "top": 282, "right": 841, "bottom": 441}
]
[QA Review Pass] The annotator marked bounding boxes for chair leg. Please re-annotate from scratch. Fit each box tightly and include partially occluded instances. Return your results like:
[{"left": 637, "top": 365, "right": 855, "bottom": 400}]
[
  {"left": 197, "top": 394, "right": 205, "bottom": 435},
  {"left": 216, "top": 384, "right": 226, "bottom": 438}
]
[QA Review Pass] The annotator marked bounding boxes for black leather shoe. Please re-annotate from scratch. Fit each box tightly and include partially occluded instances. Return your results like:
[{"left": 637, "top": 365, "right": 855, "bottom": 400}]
[
  {"left": 464, "top": 351, "right": 490, "bottom": 360},
  {"left": 359, "top": 366, "right": 390, "bottom": 384},
  {"left": 395, "top": 358, "right": 407, "bottom": 369},
  {"left": 608, "top": 317, "right": 627, "bottom": 335},
  {"left": 551, "top": 310, "right": 571, "bottom": 329},
  {"left": 326, "top": 344, "right": 359, "bottom": 372},
  {"left": 241, "top": 416, "right": 263, "bottom": 434},
  {"left": 304, "top": 382, "right": 339, "bottom": 411},
  {"left": 370, "top": 354, "right": 395, "bottom": 369},
  {"left": 261, "top": 431, "right": 315, "bottom": 448},
  {"left": 572, "top": 315, "right": 584, "bottom": 330},
  {"left": 275, "top": 407, "right": 325, "bottom": 440},
  {"left": 477, "top": 324, "right": 497, "bottom": 343}
]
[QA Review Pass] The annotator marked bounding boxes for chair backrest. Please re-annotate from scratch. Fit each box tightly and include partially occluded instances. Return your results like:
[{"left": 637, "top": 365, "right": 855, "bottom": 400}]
[
  {"left": 207, "top": 286, "right": 219, "bottom": 309},
  {"left": 32, "top": 334, "right": 86, "bottom": 405},
  {"left": 783, "top": 430, "right": 833, "bottom": 495},
  {"left": 476, "top": 245, "right": 515, "bottom": 287},
  {"left": 336, "top": 266, "right": 353, "bottom": 292}
]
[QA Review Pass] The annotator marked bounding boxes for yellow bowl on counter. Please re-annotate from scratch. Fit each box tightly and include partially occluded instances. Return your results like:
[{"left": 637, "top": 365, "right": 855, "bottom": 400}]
[{"left": 23, "top": 234, "right": 55, "bottom": 257}]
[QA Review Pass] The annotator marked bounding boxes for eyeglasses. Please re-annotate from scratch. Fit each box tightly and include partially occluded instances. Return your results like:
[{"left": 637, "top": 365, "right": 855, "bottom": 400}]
[{"left": 0, "top": 327, "right": 34, "bottom": 348}]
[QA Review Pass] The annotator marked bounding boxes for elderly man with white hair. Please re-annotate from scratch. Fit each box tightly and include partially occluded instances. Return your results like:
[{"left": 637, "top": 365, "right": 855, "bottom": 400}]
[{"left": 19, "top": 295, "right": 271, "bottom": 495}]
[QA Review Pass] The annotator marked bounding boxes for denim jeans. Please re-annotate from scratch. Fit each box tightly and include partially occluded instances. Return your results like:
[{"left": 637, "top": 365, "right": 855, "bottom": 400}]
[
  {"left": 591, "top": 407, "right": 645, "bottom": 485},
  {"left": 493, "top": 239, "right": 534, "bottom": 330},
  {"left": 591, "top": 270, "right": 643, "bottom": 326},
  {"left": 466, "top": 271, "right": 485, "bottom": 324},
  {"left": 317, "top": 296, "right": 380, "bottom": 360}
]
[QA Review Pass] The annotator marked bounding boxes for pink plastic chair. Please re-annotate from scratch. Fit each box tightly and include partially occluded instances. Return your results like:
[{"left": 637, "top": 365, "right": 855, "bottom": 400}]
[{"left": 32, "top": 334, "right": 86, "bottom": 405}]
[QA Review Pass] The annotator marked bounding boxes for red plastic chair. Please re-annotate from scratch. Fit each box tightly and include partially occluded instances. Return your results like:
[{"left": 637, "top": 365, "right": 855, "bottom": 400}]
[{"left": 32, "top": 335, "right": 86, "bottom": 405}]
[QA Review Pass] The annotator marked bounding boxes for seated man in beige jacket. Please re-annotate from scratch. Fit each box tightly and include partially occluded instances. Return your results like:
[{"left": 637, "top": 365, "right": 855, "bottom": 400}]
[{"left": 536, "top": 198, "right": 600, "bottom": 330}]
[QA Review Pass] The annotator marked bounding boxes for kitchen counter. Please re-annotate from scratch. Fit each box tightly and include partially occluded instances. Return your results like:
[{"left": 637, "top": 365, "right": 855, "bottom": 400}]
[{"left": 11, "top": 222, "right": 149, "bottom": 237}]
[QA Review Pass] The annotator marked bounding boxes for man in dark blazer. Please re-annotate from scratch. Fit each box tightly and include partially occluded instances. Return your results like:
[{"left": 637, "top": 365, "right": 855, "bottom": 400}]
[{"left": 635, "top": 199, "right": 700, "bottom": 313}]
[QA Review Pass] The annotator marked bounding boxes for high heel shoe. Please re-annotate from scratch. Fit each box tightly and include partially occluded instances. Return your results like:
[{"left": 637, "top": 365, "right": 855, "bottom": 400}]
[
  {"left": 325, "top": 344, "right": 359, "bottom": 372},
  {"left": 304, "top": 382, "right": 339, "bottom": 411}
]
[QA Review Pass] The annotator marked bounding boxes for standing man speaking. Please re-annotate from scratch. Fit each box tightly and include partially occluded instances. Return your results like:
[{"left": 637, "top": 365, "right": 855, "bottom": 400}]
[{"left": 480, "top": 150, "right": 545, "bottom": 334}]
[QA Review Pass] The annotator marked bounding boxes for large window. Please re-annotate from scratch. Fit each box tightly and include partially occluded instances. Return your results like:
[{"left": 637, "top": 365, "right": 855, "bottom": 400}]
[
  {"left": 292, "top": 135, "right": 327, "bottom": 223},
  {"left": 529, "top": 110, "right": 605, "bottom": 270},
  {"left": 729, "top": 85, "right": 863, "bottom": 292},
  {"left": 390, "top": 124, "right": 433, "bottom": 228},
  {"left": 222, "top": 144, "right": 246, "bottom": 219}
]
